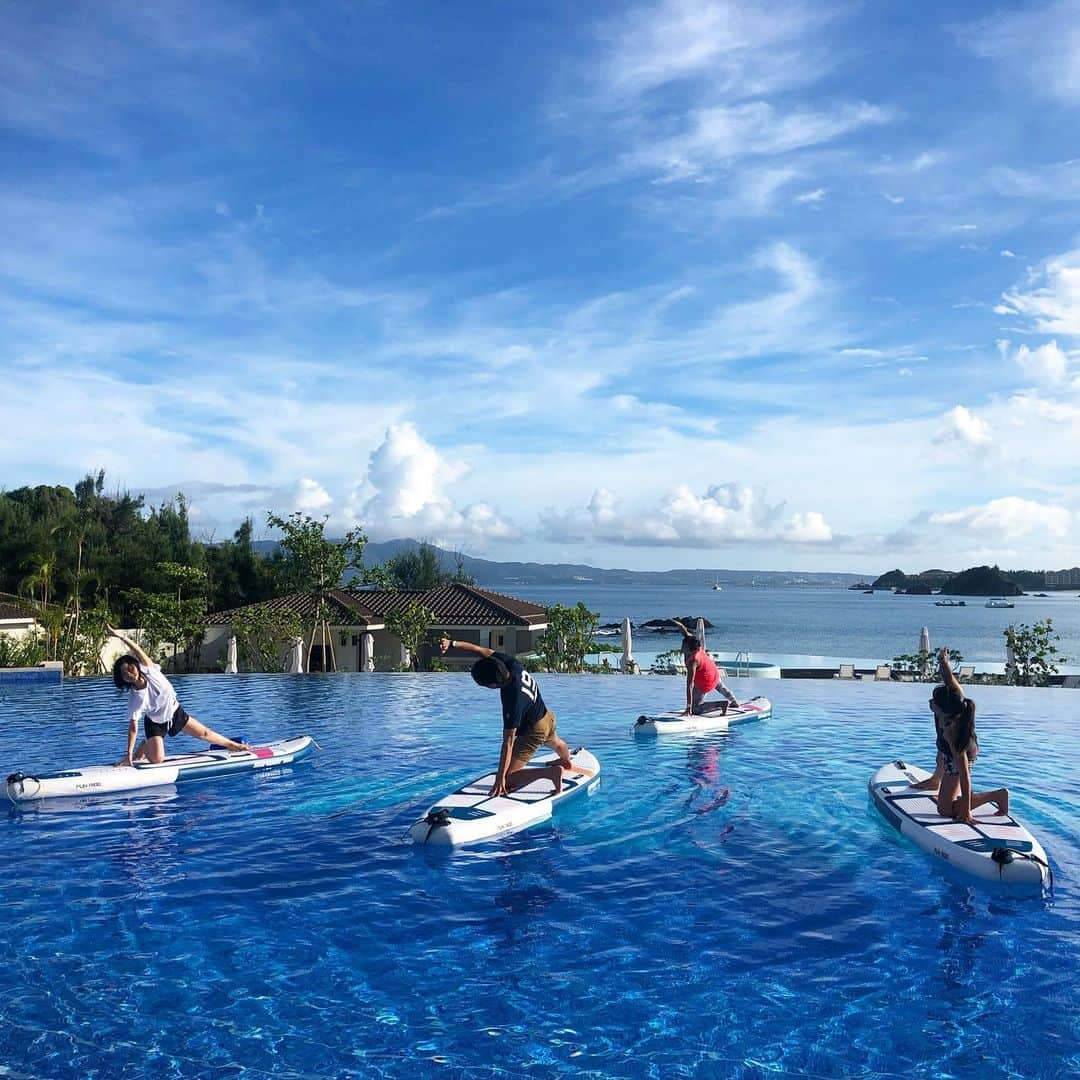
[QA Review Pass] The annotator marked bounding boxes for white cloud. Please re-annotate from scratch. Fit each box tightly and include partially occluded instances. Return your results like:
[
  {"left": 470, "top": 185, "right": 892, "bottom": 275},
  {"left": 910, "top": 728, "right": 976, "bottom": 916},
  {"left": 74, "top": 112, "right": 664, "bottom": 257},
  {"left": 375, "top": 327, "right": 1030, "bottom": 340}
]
[
  {"left": 870, "top": 152, "right": 943, "bottom": 176},
  {"left": 541, "top": 482, "right": 834, "bottom": 547},
  {"left": 927, "top": 496, "right": 1072, "bottom": 540},
  {"left": 1005, "top": 391, "right": 1080, "bottom": 425},
  {"left": 292, "top": 477, "right": 333, "bottom": 513},
  {"left": 358, "top": 424, "right": 520, "bottom": 545},
  {"left": 933, "top": 405, "right": 992, "bottom": 449},
  {"left": 595, "top": 0, "right": 835, "bottom": 103},
  {"left": 999, "top": 338, "right": 1070, "bottom": 384},
  {"left": 997, "top": 250, "right": 1080, "bottom": 336},
  {"left": 637, "top": 101, "right": 890, "bottom": 183},
  {"left": 958, "top": 2, "right": 1080, "bottom": 106},
  {"left": 795, "top": 187, "right": 828, "bottom": 205}
]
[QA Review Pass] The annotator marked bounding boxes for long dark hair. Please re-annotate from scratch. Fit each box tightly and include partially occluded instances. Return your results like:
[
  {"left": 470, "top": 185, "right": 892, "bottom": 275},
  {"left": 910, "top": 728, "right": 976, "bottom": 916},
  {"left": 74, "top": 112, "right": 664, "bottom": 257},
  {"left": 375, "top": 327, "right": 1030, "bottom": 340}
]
[
  {"left": 112, "top": 654, "right": 141, "bottom": 690},
  {"left": 951, "top": 698, "right": 977, "bottom": 752}
]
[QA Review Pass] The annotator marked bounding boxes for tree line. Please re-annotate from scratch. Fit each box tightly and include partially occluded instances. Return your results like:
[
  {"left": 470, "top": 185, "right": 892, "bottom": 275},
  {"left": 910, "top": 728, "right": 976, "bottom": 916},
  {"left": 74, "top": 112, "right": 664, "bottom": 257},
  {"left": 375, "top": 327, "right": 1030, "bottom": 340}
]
[{"left": 0, "top": 473, "right": 476, "bottom": 672}]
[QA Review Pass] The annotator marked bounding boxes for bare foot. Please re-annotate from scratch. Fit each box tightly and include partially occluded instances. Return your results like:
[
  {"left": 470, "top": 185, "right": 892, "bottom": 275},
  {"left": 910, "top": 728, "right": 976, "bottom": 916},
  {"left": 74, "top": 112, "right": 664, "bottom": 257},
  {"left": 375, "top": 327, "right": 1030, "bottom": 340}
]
[
  {"left": 993, "top": 789, "right": 1010, "bottom": 816},
  {"left": 547, "top": 765, "right": 564, "bottom": 794}
]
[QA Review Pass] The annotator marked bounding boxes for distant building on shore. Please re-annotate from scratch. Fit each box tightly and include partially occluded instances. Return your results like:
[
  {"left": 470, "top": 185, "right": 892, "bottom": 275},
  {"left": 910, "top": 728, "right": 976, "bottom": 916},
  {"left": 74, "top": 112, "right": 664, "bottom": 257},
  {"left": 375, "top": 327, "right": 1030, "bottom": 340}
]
[{"left": 1045, "top": 567, "right": 1080, "bottom": 587}]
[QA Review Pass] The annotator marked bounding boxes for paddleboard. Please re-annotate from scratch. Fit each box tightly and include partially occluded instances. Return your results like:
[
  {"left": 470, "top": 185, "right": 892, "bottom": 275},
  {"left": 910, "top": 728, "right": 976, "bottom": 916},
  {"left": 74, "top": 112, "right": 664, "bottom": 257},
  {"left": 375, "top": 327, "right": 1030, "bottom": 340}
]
[
  {"left": 5, "top": 735, "right": 314, "bottom": 803},
  {"left": 634, "top": 696, "right": 772, "bottom": 736},
  {"left": 868, "top": 760, "right": 1050, "bottom": 890},
  {"left": 409, "top": 746, "right": 600, "bottom": 847}
]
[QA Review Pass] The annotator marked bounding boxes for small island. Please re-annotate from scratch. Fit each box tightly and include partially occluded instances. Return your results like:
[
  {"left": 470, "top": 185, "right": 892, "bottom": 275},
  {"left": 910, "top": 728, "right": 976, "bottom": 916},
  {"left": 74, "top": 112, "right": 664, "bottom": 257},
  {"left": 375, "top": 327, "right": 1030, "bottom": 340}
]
[{"left": 872, "top": 564, "right": 1028, "bottom": 597}]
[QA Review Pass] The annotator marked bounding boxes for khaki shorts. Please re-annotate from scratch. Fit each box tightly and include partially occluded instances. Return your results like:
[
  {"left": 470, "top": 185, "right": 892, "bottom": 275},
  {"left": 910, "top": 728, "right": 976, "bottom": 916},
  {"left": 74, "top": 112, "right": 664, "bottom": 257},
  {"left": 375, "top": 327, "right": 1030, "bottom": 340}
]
[{"left": 510, "top": 709, "right": 557, "bottom": 763}]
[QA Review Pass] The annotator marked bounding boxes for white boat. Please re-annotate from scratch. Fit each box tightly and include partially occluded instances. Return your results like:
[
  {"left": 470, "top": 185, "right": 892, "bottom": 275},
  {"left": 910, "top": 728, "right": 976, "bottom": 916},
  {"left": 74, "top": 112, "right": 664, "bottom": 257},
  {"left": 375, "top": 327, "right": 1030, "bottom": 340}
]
[
  {"left": 935, "top": 599, "right": 967, "bottom": 607},
  {"left": 712, "top": 577, "right": 723, "bottom": 591},
  {"left": 985, "top": 597, "right": 1015, "bottom": 608}
]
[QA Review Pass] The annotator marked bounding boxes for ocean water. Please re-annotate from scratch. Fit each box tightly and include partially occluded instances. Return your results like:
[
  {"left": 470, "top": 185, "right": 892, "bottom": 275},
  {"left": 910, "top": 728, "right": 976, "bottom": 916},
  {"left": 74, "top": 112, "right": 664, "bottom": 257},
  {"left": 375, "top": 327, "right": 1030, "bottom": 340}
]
[
  {"left": 1, "top": 673, "right": 1077, "bottom": 1078},
  {"left": 512, "top": 583, "right": 1080, "bottom": 671}
]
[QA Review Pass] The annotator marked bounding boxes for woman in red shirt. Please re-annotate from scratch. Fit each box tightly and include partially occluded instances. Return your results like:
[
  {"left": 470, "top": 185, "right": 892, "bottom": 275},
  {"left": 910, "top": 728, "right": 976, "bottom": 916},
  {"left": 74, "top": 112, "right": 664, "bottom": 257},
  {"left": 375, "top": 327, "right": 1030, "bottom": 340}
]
[{"left": 674, "top": 620, "right": 740, "bottom": 715}]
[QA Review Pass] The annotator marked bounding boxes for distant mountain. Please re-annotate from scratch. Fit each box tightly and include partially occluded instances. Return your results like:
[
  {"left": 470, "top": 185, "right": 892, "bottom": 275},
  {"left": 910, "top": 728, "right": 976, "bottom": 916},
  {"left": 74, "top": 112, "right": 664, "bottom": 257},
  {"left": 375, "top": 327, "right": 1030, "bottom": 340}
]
[{"left": 252, "top": 537, "right": 869, "bottom": 588}]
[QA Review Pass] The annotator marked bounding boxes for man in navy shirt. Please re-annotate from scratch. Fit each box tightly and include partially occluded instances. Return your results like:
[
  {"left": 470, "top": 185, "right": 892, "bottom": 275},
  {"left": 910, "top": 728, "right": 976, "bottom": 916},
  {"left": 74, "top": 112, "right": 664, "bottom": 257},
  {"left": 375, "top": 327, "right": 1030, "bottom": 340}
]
[{"left": 440, "top": 637, "right": 573, "bottom": 796}]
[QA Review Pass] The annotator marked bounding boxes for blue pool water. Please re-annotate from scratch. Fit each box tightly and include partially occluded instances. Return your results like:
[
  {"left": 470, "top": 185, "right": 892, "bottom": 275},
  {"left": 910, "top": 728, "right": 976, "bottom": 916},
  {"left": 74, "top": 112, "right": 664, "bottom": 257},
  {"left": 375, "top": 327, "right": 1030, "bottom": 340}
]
[{"left": 1, "top": 674, "right": 1078, "bottom": 1078}]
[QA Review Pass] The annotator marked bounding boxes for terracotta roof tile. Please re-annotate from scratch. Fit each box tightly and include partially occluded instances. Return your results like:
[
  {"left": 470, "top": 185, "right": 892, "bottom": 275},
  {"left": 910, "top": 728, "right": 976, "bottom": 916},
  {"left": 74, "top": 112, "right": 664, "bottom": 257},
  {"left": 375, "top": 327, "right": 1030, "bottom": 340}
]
[
  {"left": 206, "top": 589, "right": 381, "bottom": 626},
  {"left": 0, "top": 594, "right": 40, "bottom": 621},
  {"left": 354, "top": 583, "right": 547, "bottom": 626},
  {"left": 206, "top": 583, "right": 547, "bottom": 628}
]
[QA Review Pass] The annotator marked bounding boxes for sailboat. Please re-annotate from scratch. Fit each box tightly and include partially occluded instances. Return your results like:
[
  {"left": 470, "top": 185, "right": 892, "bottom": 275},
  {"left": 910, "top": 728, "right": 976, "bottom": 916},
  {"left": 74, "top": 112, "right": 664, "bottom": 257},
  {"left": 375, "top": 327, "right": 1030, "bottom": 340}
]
[{"left": 712, "top": 576, "right": 723, "bottom": 592}]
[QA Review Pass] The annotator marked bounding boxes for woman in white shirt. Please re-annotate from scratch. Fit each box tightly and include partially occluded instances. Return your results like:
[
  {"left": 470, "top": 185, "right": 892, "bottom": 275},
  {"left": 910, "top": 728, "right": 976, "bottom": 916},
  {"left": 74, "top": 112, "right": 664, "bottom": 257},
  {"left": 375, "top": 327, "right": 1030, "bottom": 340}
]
[{"left": 108, "top": 625, "right": 252, "bottom": 766}]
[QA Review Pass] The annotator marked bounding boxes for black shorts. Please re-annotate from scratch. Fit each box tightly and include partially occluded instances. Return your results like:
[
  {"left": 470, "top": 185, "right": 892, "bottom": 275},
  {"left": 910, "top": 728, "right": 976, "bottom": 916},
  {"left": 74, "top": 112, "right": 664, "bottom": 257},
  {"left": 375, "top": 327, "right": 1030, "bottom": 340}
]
[{"left": 144, "top": 705, "right": 190, "bottom": 740}]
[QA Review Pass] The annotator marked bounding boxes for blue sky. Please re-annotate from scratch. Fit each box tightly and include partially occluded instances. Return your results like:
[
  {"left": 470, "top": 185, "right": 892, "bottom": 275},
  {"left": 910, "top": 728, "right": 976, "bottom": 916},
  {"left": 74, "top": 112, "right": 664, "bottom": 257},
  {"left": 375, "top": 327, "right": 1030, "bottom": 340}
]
[{"left": 2, "top": 0, "right": 1079, "bottom": 574}]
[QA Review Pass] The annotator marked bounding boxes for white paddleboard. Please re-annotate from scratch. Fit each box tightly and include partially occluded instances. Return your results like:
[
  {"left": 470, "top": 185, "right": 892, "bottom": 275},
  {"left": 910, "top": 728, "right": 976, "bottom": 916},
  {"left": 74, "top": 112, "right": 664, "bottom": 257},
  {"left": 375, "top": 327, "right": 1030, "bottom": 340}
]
[
  {"left": 5, "top": 735, "right": 314, "bottom": 803},
  {"left": 869, "top": 760, "right": 1050, "bottom": 890},
  {"left": 409, "top": 746, "right": 600, "bottom": 847},
  {"left": 634, "top": 696, "right": 772, "bottom": 736}
]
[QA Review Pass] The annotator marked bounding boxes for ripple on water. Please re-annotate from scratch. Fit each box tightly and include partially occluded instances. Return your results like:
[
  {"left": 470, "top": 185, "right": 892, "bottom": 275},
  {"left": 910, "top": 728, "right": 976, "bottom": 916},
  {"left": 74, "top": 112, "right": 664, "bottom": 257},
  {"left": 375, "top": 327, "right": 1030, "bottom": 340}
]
[{"left": 0, "top": 673, "right": 1077, "bottom": 1078}]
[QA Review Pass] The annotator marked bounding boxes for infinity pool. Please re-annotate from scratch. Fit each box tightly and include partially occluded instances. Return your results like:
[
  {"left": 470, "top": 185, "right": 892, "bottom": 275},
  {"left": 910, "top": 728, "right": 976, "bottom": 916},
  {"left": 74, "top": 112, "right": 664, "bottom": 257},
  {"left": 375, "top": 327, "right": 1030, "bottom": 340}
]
[{"left": 1, "top": 674, "right": 1077, "bottom": 1078}]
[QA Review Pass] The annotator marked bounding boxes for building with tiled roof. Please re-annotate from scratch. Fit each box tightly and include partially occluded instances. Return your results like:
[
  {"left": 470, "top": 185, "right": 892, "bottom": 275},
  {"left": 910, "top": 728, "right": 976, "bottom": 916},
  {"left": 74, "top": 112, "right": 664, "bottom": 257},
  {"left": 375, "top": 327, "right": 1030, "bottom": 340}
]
[
  {"left": 0, "top": 593, "right": 42, "bottom": 636},
  {"left": 199, "top": 583, "right": 548, "bottom": 673},
  {"left": 206, "top": 589, "right": 384, "bottom": 628}
]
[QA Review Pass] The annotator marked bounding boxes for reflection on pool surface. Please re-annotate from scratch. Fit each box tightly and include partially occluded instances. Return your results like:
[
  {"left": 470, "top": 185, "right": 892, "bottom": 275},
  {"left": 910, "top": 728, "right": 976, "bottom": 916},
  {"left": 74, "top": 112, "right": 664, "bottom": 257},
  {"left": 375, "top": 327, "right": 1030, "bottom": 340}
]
[{"left": 1, "top": 673, "right": 1077, "bottom": 1078}]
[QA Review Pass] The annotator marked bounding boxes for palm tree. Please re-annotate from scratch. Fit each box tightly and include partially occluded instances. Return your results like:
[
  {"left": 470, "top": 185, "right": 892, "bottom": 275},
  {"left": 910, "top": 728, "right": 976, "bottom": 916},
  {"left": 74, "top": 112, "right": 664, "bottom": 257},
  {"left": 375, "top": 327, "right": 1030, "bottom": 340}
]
[{"left": 20, "top": 553, "right": 55, "bottom": 611}]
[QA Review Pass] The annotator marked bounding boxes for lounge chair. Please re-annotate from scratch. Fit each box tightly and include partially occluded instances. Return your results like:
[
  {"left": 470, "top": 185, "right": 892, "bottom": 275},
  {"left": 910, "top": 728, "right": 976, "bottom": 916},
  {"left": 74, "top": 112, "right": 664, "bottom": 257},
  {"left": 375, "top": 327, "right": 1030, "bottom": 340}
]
[
  {"left": 957, "top": 665, "right": 975, "bottom": 682},
  {"left": 862, "top": 665, "right": 893, "bottom": 681},
  {"left": 834, "top": 664, "right": 856, "bottom": 680}
]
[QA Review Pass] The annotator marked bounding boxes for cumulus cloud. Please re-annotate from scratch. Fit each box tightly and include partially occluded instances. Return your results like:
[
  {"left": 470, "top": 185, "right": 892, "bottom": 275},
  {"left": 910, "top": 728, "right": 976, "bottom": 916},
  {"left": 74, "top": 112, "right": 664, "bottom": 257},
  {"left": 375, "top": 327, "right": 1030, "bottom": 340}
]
[
  {"left": 357, "top": 424, "right": 520, "bottom": 545},
  {"left": 291, "top": 477, "right": 333, "bottom": 513},
  {"left": 997, "top": 338, "right": 1072, "bottom": 385},
  {"left": 540, "top": 482, "right": 834, "bottom": 547},
  {"left": 996, "top": 249, "right": 1080, "bottom": 336},
  {"left": 927, "top": 496, "right": 1072, "bottom": 540},
  {"left": 933, "top": 405, "right": 992, "bottom": 449}
]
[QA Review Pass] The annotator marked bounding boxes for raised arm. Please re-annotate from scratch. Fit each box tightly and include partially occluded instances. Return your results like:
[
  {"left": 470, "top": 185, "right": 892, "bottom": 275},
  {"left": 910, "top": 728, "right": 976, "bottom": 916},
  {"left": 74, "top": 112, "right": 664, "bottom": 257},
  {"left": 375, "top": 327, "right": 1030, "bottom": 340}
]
[
  {"left": 107, "top": 624, "right": 152, "bottom": 667},
  {"left": 937, "top": 646, "right": 963, "bottom": 699},
  {"left": 439, "top": 637, "right": 494, "bottom": 659},
  {"left": 671, "top": 619, "right": 691, "bottom": 637}
]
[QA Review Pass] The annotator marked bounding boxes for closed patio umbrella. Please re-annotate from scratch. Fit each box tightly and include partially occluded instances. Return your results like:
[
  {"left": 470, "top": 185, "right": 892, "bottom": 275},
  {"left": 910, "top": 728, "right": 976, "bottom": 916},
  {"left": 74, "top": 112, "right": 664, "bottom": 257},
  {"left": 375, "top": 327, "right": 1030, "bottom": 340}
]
[
  {"left": 225, "top": 635, "right": 238, "bottom": 674},
  {"left": 695, "top": 617, "right": 707, "bottom": 650},
  {"left": 361, "top": 632, "right": 374, "bottom": 673},
  {"left": 621, "top": 617, "right": 634, "bottom": 672},
  {"left": 919, "top": 626, "right": 930, "bottom": 677},
  {"left": 284, "top": 638, "right": 304, "bottom": 674}
]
